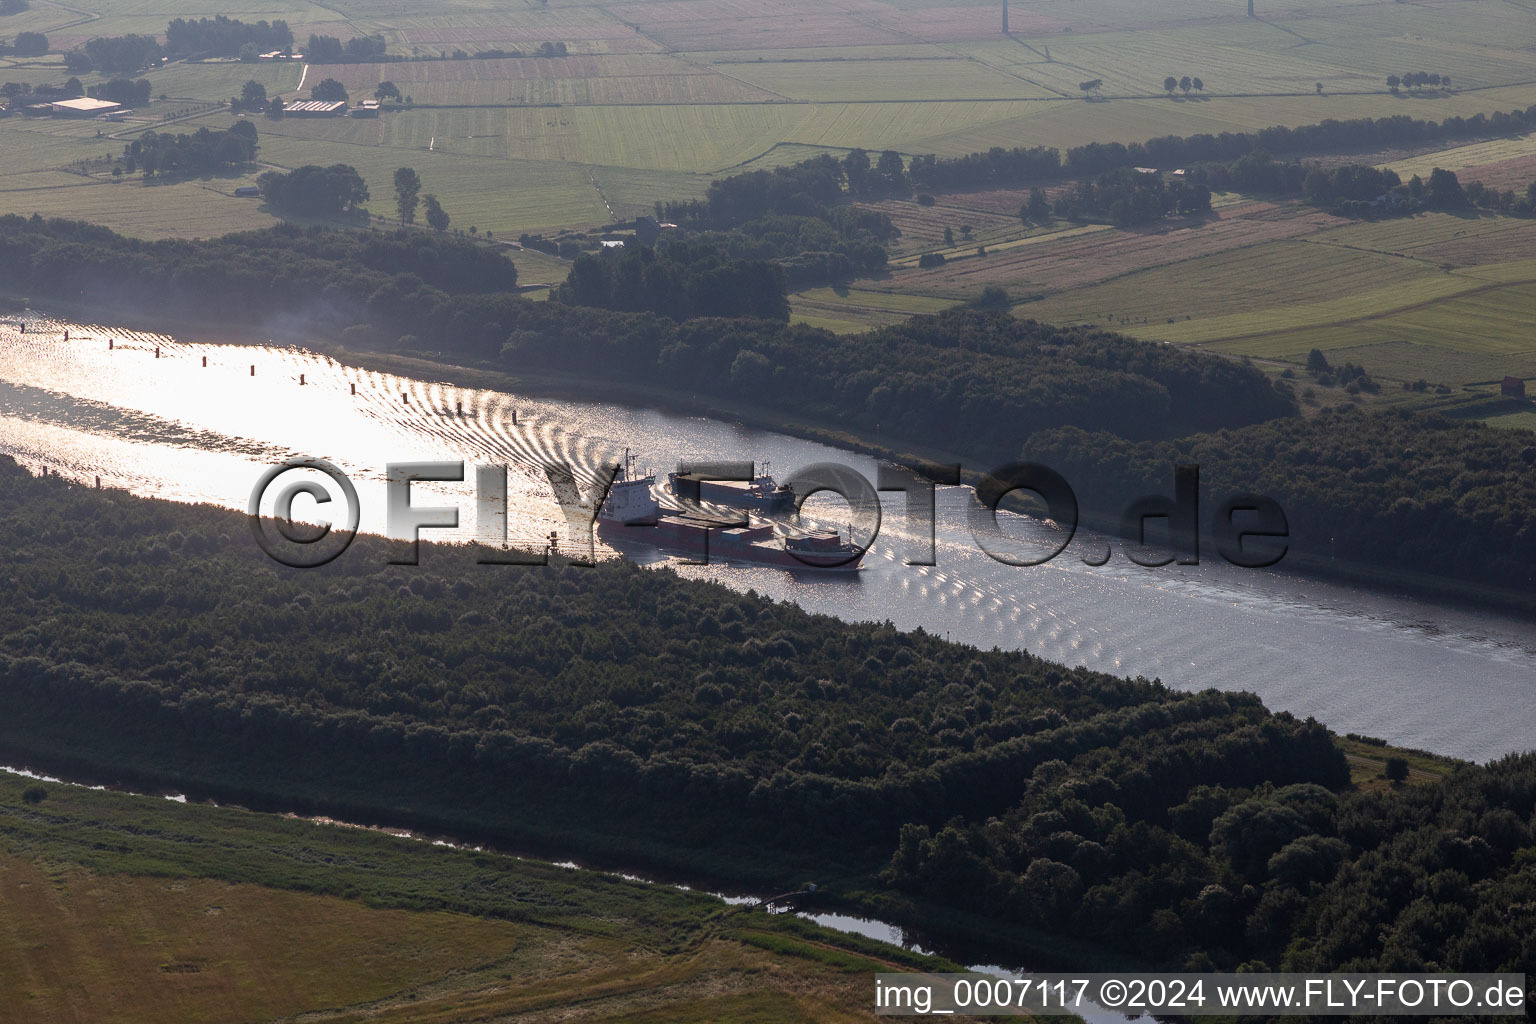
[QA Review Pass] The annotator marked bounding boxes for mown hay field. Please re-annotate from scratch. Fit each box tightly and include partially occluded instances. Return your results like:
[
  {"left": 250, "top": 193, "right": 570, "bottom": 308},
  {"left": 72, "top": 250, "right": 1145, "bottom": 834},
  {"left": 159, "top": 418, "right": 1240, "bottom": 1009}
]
[
  {"left": 311, "top": 54, "right": 781, "bottom": 105},
  {"left": 252, "top": 130, "right": 612, "bottom": 232},
  {"left": 719, "top": 58, "right": 1058, "bottom": 102},
  {"left": 0, "top": 175, "right": 276, "bottom": 237},
  {"left": 1025, "top": 235, "right": 1446, "bottom": 328},
  {"left": 1182, "top": 277, "right": 1536, "bottom": 386}
]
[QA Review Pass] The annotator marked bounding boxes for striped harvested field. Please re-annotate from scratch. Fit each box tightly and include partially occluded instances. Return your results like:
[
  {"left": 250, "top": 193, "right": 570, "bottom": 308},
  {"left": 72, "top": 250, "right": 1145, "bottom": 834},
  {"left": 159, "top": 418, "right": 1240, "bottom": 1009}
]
[
  {"left": 1026, "top": 236, "right": 1447, "bottom": 330},
  {"left": 886, "top": 200, "right": 1343, "bottom": 299}
]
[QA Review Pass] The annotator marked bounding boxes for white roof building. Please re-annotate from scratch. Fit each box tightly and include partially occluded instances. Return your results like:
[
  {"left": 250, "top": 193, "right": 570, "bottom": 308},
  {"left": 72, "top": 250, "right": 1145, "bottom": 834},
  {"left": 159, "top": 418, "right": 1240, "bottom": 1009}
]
[{"left": 49, "top": 97, "right": 122, "bottom": 116}]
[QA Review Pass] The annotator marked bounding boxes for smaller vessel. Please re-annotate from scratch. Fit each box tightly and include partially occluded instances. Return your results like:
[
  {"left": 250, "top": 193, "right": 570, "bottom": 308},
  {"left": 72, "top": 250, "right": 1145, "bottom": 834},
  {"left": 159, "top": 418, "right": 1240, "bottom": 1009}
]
[
  {"left": 598, "top": 454, "right": 862, "bottom": 571},
  {"left": 665, "top": 464, "right": 796, "bottom": 515}
]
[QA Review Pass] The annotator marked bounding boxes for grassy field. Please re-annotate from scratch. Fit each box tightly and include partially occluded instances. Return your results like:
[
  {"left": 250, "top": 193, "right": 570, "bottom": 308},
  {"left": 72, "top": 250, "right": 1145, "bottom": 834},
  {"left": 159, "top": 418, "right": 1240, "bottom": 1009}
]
[
  {"left": 789, "top": 286, "right": 956, "bottom": 332},
  {"left": 0, "top": 771, "right": 949, "bottom": 1023},
  {"left": 1337, "top": 734, "right": 1463, "bottom": 793}
]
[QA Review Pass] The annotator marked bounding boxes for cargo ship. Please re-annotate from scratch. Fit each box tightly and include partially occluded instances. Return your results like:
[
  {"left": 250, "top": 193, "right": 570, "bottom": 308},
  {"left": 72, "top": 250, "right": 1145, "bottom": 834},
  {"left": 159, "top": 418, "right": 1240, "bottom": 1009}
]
[
  {"left": 597, "top": 456, "right": 863, "bottom": 571},
  {"left": 664, "top": 465, "right": 796, "bottom": 515}
]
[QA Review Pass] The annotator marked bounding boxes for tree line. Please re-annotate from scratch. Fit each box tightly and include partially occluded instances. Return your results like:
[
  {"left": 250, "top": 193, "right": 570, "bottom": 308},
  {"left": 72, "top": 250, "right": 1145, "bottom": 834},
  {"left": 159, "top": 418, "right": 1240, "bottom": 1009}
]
[
  {"left": 165, "top": 16, "right": 293, "bottom": 58},
  {"left": 60, "top": 16, "right": 295, "bottom": 73},
  {"left": 885, "top": 104, "right": 1536, "bottom": 194}
]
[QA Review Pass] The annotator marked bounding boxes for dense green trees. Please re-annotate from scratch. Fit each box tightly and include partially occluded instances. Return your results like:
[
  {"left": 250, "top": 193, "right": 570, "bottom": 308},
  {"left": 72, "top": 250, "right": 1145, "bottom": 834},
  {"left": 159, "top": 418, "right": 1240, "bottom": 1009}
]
[
  {"left": 75, "top": 33, "right": 160, "bottom": 74},
  {"left": 257, "top": 164, "right": 369, "bottom": 217},
  {"left": 422, "top": 193, "right": 449, "bottom": 232},
  {"left": 556, "top": 243, "right": 791, "bottom": 321},
  {"left": 0, "top": 463, "right": 1529, "bottom": 978},
  {"left": 0, "top": 460, "right": 1344, "bottom": 923},
  {"left": 305, "top": 32, "right": 386, "bottom": 62},
  {"left": 13, "top": 30, "right": 46, "bottom": 55},
  {"left": 128, "top": 124, "right": 256, "bottom": 178},
  {"left": 310, "top": 77, "right": 348, "bottom": 102},
  {"left": 648, "top": 155, "right": 895, "bottom": 288},
  {"left": 1026, "top": 406, "right": 1536, "bottom": 591},
  {"left": 1053, "top": 166, "right": 1212, "bottom": 226},
  {"left": 393, "top": 167, "right": 421, "bottom": 224},
  {"left": 0, "top": 216, "right": 517, "bottom": 316},
  {"left": 164, "top": 16, "right": 292, "bottom": 57}
]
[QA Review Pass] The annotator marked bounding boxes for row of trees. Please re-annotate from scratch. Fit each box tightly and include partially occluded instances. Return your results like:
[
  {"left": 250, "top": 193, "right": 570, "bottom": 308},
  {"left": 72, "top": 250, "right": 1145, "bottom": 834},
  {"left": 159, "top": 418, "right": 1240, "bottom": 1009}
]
[
  {"left": 305, "top": 33, "right": 386, "bottom": 62},
  {"left": 1189, "top": 150, "right": 1489, "bottom": 218},
  {"left": 1388, "top": 72, "right": 1450, "bottom": 93},
  {"left": 887, "top": 104, "right": 1536, "bottom": 196},
  {"left": 392, "top": 167, "right": 450, "bottom": 231},
  {"left": 1161, "top": 74, "right": 1205, "bottom": 97}
]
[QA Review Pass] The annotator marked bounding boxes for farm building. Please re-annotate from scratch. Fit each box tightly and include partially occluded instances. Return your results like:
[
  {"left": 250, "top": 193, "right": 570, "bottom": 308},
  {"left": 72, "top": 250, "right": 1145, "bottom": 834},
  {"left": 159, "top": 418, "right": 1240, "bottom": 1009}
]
[
  {"left": 1502, "top": 376, "right": 1526, "bottom": 398},
  {"left": 351, "top": 100, "right": 380, "bottom": 118},
  {"left": 48, "top": 97, "right": 121, "bottom": 117},
  {"left": 283, "top": 100, "right": 347, "bottom": 117},
  {"left": 234, "top": 186, "right": 261, "bottom": 198}
]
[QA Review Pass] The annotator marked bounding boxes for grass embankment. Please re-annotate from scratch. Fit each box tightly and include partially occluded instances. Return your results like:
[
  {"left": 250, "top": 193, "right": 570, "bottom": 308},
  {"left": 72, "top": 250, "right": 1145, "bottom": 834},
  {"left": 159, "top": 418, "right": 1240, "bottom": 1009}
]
[
  {"left": 1338, "top": 734, "right": 1466, "bottom": 793},
  {"left": 0, "top": 772, "right": 958, "bottom": 1024}
]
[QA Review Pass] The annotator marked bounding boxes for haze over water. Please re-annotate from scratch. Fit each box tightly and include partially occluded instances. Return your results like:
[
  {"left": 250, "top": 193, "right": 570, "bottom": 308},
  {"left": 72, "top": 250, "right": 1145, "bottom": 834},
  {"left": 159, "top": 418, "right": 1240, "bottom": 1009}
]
[{"left": 2, "top": 315, "right": 1533, "bottom": 763}]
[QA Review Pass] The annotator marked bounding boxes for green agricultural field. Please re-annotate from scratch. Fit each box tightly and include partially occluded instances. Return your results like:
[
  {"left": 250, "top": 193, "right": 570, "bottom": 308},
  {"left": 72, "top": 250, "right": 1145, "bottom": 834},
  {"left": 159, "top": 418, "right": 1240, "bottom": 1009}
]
[
  {"left": 504, "top": 241, "right": 571, "bottom": 286},
  {"left": 0, "top": 176, "right": 276, "bottom": 236},
  {"left": 1185, "top": 276, "right": 1536, "bottom": 385},
  {"left": 133, "top": 59, "right": 304, "bottom": 103},
  {"left": 1478, "top": 406, "right": 1536, "bottom": 433},
  {"left": 251, "top": 128, "right": 612, "bottom": 232},
  {"left": 719, "top": 57, "right": 1057, "bottom": 102},
  {"left": 790, "top": 286, "right": 956, "bottom": 332},
  {"left": 1026, "top": 236, "right": 1449, "bottom": 329}
]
